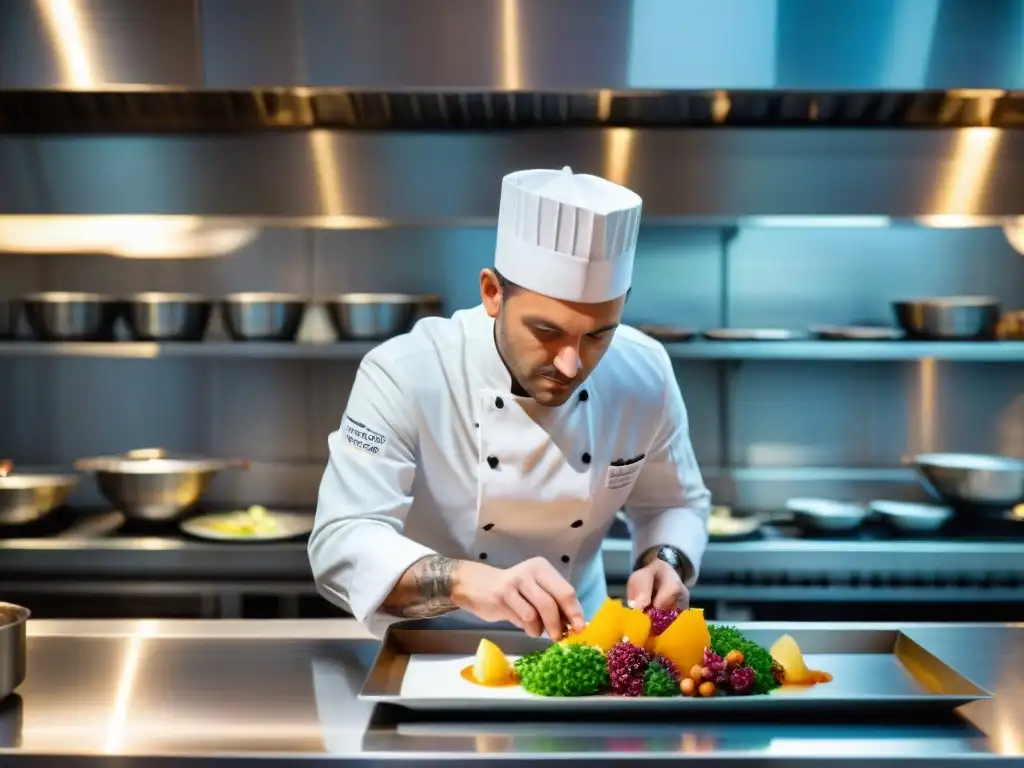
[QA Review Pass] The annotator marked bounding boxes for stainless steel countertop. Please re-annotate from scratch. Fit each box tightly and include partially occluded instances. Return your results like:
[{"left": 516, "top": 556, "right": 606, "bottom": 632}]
[{"left": 0, "top": 619, "right": 1022, "bottom": 765}]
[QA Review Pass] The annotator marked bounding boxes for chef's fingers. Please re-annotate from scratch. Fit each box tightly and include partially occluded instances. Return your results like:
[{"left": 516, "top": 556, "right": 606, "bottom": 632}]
[
  {"left": 650, "top": 570, "right": 686, "bottom": 610},
  {"left": 626, "top": 566, "right": 655, "bottom": 611},
  {"left": 518, "top": 577, "right": 565, "bottom": 641},
  {"left": 532, "top": 564, "right": 585, "bottom": 632},
  {"left": 503, "top": 589, "right": 542, "bottom": 637}
]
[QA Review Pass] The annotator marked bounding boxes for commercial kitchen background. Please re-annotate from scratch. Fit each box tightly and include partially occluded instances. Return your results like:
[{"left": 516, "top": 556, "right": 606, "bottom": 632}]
[{"left": 0, "top": 0, "right": 1022, "bottom": 624}]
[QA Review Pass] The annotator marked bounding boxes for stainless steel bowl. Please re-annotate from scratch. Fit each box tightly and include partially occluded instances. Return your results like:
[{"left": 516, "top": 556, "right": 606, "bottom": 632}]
[
  {"left": 0, "top": 464, "right": 79, "bottom": 525},
  {"left": 913, "top": 453, "right": 1024, "bottom": 508},
  {"left": 124, "top": 292, "right": 213, "bottom": 342},
  {"left": 892, "top": 296, "right": 1001, "bottom": 340},
  {"left": 221, "top": 292, "right": 307, "bottom": 341},
  {"left": 0, "top": 603, "right": 28, "bottom": 703},
  {"left": 75, "top": 449, "right": 250, "bottom": 521},
  {"left": 324, "top": 293, "right": 443, "bottom": 341},
  {"left": 21, "top": 291, "right": 123, "bottom": 342}
]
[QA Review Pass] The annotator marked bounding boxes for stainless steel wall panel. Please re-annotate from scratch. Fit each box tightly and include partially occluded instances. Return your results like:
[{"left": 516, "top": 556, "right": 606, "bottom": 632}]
[
  {"left": 0, "top": 0, "right": 201, "bottom": 88},
  {"left": 0, "top": 139, "right": 49, "bottom": 214}
]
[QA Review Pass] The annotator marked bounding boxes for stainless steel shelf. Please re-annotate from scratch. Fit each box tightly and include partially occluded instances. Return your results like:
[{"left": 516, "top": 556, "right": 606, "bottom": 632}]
[{"left": 1, "top": 340, "right": 1022, "bottom": 362}]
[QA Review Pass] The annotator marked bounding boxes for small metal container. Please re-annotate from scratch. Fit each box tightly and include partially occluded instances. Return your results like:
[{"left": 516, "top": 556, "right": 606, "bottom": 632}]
[
  {"left": 221, "top": 292, "right": 307, "bottom": 341},
  {"left": 913, "top": 453, "right": 1024, "bottom": 508},
  {"left": 123, "top": 292, "right": 213, "bottom": 342},
  {"left": 21, "top": 291, "right": 123, "bottom": 342},
  {"left": 75, "top": 448, "right": 250, "bottom": 521},
  {"left": 325, "top": 293, "right": 443, "bottom": 341},
  {"left": 0, "top": 603, "right": 28, "bottom": 703},
  {"left": 892, "top": 296, "right": 1001, "bottom": 340},
  {"left": 0, "top": 461, "right": 79, "bottom": 525}
]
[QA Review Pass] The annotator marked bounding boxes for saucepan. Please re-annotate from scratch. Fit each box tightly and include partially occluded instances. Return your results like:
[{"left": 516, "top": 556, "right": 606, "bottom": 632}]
[
  {"left": 0, "top": 603, "right": 28, "bottom": 703},
  {"left": 74, "top": 448, "right": 250, "bottom": 521},
  {"left": 0, "top": 459, "right": 80, "bottom": 525},
  {"left": 911, "top": 453, "right": 1024, "bottom": 511}
]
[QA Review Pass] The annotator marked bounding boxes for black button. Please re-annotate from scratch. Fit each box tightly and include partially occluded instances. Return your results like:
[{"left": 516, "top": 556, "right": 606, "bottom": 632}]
[
  {"left": 482, "top": 523, "right": 494, "bottom": 531},
  {"left": 487, "top": 456, "right": 499, "bottom": 469},
  {"left": 581, "top": 452, "right": 591, "bottom": 464},
  {"left": 495, "top": 397, "right": 504, "bottom": 409},
  {"left": 579, "top": 390, "right": 589, "bottom": 402},
  {"left": 561, "top": 555, "right": 571, "bottom": 563},
  {"left": 571, "top": 519, "right": 583, "bottom": 528},
  {"left": 473, "top": 422, "right": 479, "bottom": 428},
  {"left": 479, "top": 552, "right": 488, "bottom": 560}
]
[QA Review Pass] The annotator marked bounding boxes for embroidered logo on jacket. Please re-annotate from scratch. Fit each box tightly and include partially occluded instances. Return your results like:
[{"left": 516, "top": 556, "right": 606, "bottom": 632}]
[{"left": 343, "top": 415, "right": 389, "bottom": 456}]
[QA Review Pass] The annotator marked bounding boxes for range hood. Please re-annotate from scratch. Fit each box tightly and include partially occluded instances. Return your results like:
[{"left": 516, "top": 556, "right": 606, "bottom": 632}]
[{"left": 1, "top": 0, "right": 1024, "bottom": 221}]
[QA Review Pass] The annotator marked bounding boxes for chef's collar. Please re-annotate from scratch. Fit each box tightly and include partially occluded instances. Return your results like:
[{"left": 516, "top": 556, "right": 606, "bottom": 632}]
[{"left": 473, "top": 309, "right": 520, "bottom": 394}]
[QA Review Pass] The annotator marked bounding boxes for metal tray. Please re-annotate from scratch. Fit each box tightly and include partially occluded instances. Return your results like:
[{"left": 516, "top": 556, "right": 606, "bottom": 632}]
[
  {"left": 359, "top": 625, "right": 990, "bottom": 714},
  {"left": 702, "top": 328, "right": 809, "bottom": 341}
]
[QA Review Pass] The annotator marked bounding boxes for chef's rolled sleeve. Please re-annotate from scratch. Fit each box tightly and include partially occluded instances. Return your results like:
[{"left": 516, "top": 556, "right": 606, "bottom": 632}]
[
  {"left": 308, "top": 350, "right": 436, "bottom": 627},
  {"left": 622, "top": 346, "right": 711, "bottom": 586}
]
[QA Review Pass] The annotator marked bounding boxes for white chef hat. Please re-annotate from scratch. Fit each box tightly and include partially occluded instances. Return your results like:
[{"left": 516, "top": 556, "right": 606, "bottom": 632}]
[{"left": 494, "top": 166, "right": 643, "bottom": 303}]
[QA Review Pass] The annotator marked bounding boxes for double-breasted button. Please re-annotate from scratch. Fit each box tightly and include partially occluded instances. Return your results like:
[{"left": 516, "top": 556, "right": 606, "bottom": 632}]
[
  {"left": 581, "top": 452, "right": 591, "bottom": 464},
  {"left": 487, "top": 456, "right": 499, "bottom": 469},
  {"left": 482, "top": 523, "right": 494, "bottom": 531},
  {"left": 494, "top": 396, "right": 504, "bottom": 409},
  {"left": 579, "top": 390, "right": 589, "bottom": 402},
  {"left": 561, "top": 555, "right": 571, "bottom": 563},
  {"left": 479, "top": 552, "right": 488, "bottom": 560},
  {"left": 570, "top": 519, "right": 583, "bottom": 528}
]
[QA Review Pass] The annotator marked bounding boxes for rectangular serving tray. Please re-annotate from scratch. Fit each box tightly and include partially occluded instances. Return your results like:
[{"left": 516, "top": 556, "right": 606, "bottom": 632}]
[{"left": 358, "top": 624, "right": 991, "bottom": 715}]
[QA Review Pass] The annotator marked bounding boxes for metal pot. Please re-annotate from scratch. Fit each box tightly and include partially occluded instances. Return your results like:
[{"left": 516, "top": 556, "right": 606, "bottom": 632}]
[
  {"left": 324, "top": 293, "right": 443, "bottom": 341},
  {"left": 0, "top": 460, "right": 79, "bottom": 525},
  {"left": 21, "top": 291, "right": 123, "bottom": 342},
  {"left": 0, "top": 300, "right": 15, "bottom": 340},
  {"left": 0, "top": 603, "right": 28, "bottom": 703},
  {"left": 123, "top": 292, "right": 213, "bottom": 342},
  {"left": 221, "top": 292, "right": 307, "bottom": 341},
  {"left": 912, "top": 453, "right": 1024, "bottom": 509},
  {"left": 74, "top": 448, "right": 250, "bottom": 521},
  {"left": 892, "top": 296, "right": 1001, "bottom": 340}
]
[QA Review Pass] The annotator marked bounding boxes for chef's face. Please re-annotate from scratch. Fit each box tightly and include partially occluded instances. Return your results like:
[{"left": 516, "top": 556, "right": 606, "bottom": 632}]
[{"left": 481, "top": 269, "right": 625, "bottom": 406}]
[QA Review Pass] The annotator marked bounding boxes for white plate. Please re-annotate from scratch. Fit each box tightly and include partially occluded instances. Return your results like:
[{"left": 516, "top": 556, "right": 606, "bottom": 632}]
[
  {"left": 181, "top": 511, "right": 314, "bottom": 542},
  {"left": 869, "top": 500, "right": 953, "bottom": 532},
  {"left": 785, "top": 498, "right": 868, "bottom": 531},
  {"left": 708, "top": 515, "right": 761, "bottom": 539}
]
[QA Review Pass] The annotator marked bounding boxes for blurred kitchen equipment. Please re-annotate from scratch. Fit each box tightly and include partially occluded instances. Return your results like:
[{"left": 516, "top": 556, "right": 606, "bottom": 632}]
[
  {"left": 0, "top": 602, "right": 28, "bottom": 703},
  {"left": 221, "top": 292, "right": 307, "bottom": 341},
  {"left": 997, "top": 310, "right": 1024, "bottom": 340},
  {"left": 702, "top": 328, "right": 809, "bottom": 341},
  {"left": 21, "top": 292, "right": 123, "bottom": 342},
  {"left": 123, "top": 292, "right": 213, "bottom": 342},
  {"left": 707, "top": 506, "right": 762, "bottom": 540},
  {"left": 785, "top": 497, "right": 869, "bottom": 532},
  {"left": 0, "top": 300, "right": 15, "bottom": 340},
  {"left": 636, "top": 324, "right": 696, "bottom": 342},
  {"left": 325, "top": 293, "right": 442, "bottom": 341},
  {"left": 912, "top": 453, "right": 1024, "bottom": 509},
  {"left": 810, "top": 325, "right": 903, "bottom": 341},
  {"left": 869, "top": 500, "right": 953, "bottom": 533},
  {"left": 181, "top": 506, "right": 315, "bottom": 542},
  {"left": 74, "top": 448, "right": 250, "bottom": 521},
  {"left": 891, "top": 296, "right": 1001, "bottom": 340},
  {"left": 0, "top": 460, "right": 79, "bottom": 525}
]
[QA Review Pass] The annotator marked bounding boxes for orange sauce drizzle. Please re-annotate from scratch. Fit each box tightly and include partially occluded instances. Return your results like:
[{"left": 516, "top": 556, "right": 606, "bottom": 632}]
[
  {"left": 782, "top": 669, "right": 833, "bottom": 687},
  {"left": 460, "top": 665, "right": 520, "bottom": 688}
]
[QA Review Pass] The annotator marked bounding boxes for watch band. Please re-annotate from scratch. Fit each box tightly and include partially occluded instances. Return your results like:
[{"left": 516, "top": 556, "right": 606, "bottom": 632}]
[{"left": 634, "top": 545, "right": 692, "bottom": 584}]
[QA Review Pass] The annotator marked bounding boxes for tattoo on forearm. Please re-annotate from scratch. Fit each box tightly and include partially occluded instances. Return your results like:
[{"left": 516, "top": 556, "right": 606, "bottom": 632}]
[{"left": 383, "top": 554, "right": 458, "bottom": 619}]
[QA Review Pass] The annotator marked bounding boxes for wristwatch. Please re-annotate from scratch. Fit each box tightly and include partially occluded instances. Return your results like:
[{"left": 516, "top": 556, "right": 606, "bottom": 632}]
[{"left": 634, "top": 545, "right": 692, "bottom": 584}]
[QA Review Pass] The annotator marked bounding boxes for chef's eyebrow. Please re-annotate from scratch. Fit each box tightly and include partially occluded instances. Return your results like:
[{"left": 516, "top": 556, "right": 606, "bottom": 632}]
[{"left": 524, "top": 316, "right": 619, "bottom": 336}]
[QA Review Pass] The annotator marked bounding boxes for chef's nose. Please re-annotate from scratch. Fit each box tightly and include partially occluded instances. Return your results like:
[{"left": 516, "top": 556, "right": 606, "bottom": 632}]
[{"left": 553, "top": 344, "right": 582, "bottom": 379}]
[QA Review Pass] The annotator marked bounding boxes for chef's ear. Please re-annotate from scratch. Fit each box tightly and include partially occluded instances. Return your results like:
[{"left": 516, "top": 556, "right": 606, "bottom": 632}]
[{"left": 480, "top": 267, "right": 514, "bottom": 317}]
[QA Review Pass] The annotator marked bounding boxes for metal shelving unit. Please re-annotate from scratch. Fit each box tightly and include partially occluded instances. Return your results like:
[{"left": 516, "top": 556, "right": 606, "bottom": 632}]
[{"left": 1, "top": 340, "right": 1022, "bottom": 362}]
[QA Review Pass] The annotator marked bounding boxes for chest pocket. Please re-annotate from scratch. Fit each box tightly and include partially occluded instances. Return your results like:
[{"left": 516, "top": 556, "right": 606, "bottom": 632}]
[{"left": 593, "top": 453, "right": 647, "bottom": 514}]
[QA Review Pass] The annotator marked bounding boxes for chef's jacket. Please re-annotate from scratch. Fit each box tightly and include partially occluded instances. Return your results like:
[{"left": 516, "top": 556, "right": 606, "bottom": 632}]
[{"left": 309, "top": 304, "right": 711, "bottom": 637}]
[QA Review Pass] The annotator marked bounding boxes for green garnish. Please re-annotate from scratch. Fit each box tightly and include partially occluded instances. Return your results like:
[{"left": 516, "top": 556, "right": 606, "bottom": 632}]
[
  {"left": 708, "top": 625, "right": 781, "bottom": 694},
  {"left": 517, "top": 643, "right": 609, "bottom": 697},
  {"left": 642, "top": 661, "right": 679, "bottom": 697}
]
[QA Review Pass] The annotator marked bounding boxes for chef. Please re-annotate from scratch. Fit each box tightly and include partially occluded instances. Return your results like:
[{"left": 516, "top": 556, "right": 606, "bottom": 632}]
[{"left": 309, "top": 166, "right": 712, "bottom": 639}]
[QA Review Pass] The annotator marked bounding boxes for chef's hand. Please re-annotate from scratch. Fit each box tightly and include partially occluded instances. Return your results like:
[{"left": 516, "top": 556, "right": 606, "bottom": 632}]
[
  {"left": 626, "top": 559, "right": 689, "bottom": 612},
  {"left": 452, "top": 557, "right": 586, "bottom": 640}
]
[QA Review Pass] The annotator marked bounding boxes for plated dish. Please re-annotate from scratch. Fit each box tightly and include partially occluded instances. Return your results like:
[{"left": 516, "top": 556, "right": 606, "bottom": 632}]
[{"left": 180, "top": 505, "right": 314, "bottom": 542}]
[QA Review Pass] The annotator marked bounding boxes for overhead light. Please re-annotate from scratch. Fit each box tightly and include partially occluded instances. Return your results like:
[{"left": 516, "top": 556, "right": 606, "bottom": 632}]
[
  {"left": 1003, "top": 218, "right": 1024, "bottom": 256},
  {"left": 915, "top": 215, "right": 1003, "bottom": 228},
  {"left": 742, "top": 216, "right": 892, "bottom": 229}
]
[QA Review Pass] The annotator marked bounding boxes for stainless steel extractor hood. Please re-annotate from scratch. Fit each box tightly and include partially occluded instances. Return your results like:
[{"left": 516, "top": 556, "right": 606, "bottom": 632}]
[{"left": 1, "top": 0, "right": 1024, "bottom": 221}]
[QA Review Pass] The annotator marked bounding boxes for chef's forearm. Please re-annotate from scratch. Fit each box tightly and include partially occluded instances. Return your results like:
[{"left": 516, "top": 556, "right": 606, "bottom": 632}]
[{"left": 380, "top": 554, "right": 464, "bottom": 619}]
